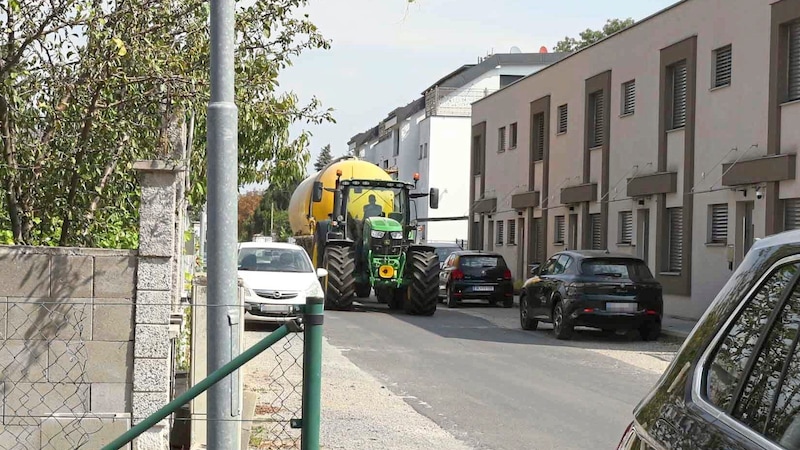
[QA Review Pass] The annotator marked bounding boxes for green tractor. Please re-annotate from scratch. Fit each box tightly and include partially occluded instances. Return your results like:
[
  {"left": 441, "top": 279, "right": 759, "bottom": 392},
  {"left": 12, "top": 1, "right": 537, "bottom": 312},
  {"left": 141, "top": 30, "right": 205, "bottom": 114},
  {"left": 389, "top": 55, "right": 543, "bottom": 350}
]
[{"left": 310, "top": 172, "right": 441, "bottom": 315}]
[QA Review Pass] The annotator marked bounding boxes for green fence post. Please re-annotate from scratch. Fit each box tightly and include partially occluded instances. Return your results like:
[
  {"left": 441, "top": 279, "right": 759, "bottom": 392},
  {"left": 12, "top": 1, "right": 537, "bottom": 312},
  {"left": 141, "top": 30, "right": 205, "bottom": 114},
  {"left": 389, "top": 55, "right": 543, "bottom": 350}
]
[{"left": 301, "top": 295, "right": 324, "bottom": 450}]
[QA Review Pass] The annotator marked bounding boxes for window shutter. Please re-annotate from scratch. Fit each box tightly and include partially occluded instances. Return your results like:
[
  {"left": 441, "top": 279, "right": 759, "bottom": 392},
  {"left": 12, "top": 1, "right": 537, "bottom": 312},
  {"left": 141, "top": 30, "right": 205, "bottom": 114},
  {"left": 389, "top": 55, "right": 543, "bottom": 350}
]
[
  {"left": 590, "top": 214, "right": 602, "bottom": 250},
  {"left": 789, "top": 21, "right": 800, "bottom": 102},
  {"left": 622, "top": 81, "right": 635, "bottom": 115},
  {"left": 510, "top": 123, "right": 518, "bottom": 148},
  {"left": 785, "top": 199, "right": 800, "bottom": 230},
  {"left": 508, "top": 220, "right": 516, "bottom": 245},
  {"left": 714, "top": 46, "right": 732, "bottom": 88},
  {"left": 497, "top": 220, "right": 504, "bottom": 244},
  {"left": 535, "top": 218, "right": 546, "bottom": 263},
  {"left": 558, "top": 105, "right": 568, "bottom": 134},
  {"left": 555, "top": 216, "right": 565, "bottom": 243},
  {"left": 710, "top": 204, "right": 728, "bottom": 243},
  {"left": 619, "top": 211, "right": 633, "bottom": 244},
  {"left": 498, "top": 127, "right": 506, "bottom": 152},
  {"left": 672, "top": 61, "right": 688, "bottom": 129},
  {"left": 591, "top": 91, "right": 605, "bottom": 147},
  {"left": 668, "top": 208, "right": 684, "bottom": 272},
  {"left": 533, "top": 113, "right": 545, "bottom": 161}
]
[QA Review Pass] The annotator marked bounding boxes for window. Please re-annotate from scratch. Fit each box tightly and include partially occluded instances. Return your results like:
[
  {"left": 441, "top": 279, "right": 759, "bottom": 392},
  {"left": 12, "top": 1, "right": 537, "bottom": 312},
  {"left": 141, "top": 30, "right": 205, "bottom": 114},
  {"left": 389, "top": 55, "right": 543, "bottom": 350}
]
[
  {"left": 789, "top": 20, "right": 800, "bottom": 102},
  {"left": 785, "top": 199, "right": 800, "bottom": 231},
  {"left": 589, "top": 90, "right": 605, "bottom": 148},
  {"left": 507, "top": 219, "right": 516, "bottom": 245},
  {"left": 382, "top": 160, "right": 389, "bottom": 169},
  {"left": 393, "top": 130, "right": 400, "bottom": 156},
  {"left": 590, "top": 213, "right": 602, "bottom": 250},
  {"left": 712, "top": 45, "right": 732, "bottom": 89},
  {"left": 666, "top": 207, "right": 683, "bottom": 272},
  {"left": 618, "top": 211, "right": 633, "bottom": 244},
  {"left": 709, "top": 203, "right": 729, "bottom": 244},
  {"left": 419, "top": 144, "right": 424, "bottom": 160},
  {"left": 533, "top": 113, "right": 545, "bottom": 161},
  {"left": 554, "top": 215, "right": 565, "bottom": 244},
  {"left": 706, "top": 263, "right": 800, "bottom": 413},
  {"left": 498, "top": 126, "right": 506, "bottom": 153},
  {"left": 500, "top": 75, "right": 523, "bottom": 88},
  {"left": 557, "top": 104, "right": 568, "bottom": 134},
  {"left": 496, "top": 220, "right": 504, "bottom": 245},
  {"left": 509, "top": 122, "right": 518, "bottom": 149},
  {"left": 472, "top": 136, "right": 483, "bottom": 175},
  {"left": 621, "top": 80, "right": 636, "bottom": 116},
  {"left": 424, "top": 143, "right": 428, "bottom": 158},
  {"left": 669, "top": 60, "right": 688, "bottom": 129}
]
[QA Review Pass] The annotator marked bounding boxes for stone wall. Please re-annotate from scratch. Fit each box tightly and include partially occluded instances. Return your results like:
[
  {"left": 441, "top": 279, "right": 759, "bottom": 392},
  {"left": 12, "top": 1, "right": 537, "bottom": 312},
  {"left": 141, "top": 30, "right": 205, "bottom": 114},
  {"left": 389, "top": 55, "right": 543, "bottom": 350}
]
[
  {"left": 0, "top": 246, "right": 137, "bottom": 449},
  {"left": 0, "top": 160, "right": 187, "bottom": 450}
]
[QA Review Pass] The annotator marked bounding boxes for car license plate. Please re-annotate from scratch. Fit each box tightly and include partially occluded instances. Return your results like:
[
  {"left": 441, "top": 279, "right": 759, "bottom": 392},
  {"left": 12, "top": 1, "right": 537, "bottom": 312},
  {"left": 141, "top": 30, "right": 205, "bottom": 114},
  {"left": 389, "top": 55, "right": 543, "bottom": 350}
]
[
  {"left": 473, "top": 286, "right": 494, "bottom": 292},
  {"left": 260, "top": 304, "right": 288, "bottom": 313},
  {"left": 606, "top": 302, "right": 637, "bottom": 313}
]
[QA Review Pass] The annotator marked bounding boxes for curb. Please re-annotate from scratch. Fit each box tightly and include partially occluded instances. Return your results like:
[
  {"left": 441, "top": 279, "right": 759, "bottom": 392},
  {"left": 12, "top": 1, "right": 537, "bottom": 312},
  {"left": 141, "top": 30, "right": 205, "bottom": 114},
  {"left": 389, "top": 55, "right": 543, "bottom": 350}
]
[{"left": 661, "top": 327, "right": 690, "bottom": 340}]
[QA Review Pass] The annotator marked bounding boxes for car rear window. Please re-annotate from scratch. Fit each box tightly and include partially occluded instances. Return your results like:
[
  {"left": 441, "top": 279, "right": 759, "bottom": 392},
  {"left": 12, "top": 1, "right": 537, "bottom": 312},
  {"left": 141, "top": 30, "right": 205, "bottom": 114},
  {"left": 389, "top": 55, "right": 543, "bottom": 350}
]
[
  {"left": 460, "top": 255, "right": 507, "bottom": 271},
  {"left": 581, "top": 259, "right": 654, "bottom": 281}
]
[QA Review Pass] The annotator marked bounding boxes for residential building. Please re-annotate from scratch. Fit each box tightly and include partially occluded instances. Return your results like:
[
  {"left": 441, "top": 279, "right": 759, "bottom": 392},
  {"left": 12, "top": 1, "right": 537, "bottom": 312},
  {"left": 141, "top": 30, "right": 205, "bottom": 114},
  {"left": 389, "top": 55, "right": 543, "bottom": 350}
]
[
  {"left": 470, "top": 0, "right": 800, "bottom": 320},
  {"left": 349, "top": 51, "right": 567, "bottom": 243}
]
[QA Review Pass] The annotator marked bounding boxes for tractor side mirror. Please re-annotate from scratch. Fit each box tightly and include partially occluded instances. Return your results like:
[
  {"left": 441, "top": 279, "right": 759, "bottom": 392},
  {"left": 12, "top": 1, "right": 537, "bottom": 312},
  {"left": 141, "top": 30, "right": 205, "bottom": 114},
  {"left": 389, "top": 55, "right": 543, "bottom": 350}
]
[
  {"left": 312, "top": 181, "right": 324, "bottom": 203},
  {"left": 429, "top": 188, "right": 440, "bottom": 209}
]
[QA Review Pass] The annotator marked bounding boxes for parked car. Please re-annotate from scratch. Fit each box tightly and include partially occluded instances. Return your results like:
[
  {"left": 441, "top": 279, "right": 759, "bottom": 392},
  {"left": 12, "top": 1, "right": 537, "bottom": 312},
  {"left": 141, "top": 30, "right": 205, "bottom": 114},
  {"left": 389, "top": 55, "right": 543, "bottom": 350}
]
[
  {"left": 438, "top": 250, "right": 514, "bottom": 308},
  {"left": 237, "top": 241, "right": 327, "bottom": 322},
  {"left": 427, "top": 241, "right": 464, "bottom": 268},
  {"left": 519, "top": 250, "right": 662, "bottom": 340},
  {"left": 618, "top": 230, "right": 800, "bottom": 450}
]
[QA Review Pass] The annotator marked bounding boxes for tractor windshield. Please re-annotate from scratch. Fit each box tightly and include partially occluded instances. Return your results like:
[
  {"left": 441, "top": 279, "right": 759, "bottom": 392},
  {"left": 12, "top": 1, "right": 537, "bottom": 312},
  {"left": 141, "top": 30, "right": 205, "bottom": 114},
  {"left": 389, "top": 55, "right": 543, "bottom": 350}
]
[{"left": 345, "top": 185, "right": 408, "bottom": 224}]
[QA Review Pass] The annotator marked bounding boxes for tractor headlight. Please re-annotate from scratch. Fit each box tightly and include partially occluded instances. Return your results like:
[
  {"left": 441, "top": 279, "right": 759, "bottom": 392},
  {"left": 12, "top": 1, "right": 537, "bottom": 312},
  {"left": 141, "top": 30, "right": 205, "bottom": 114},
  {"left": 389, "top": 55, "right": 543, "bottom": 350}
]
[
  {"left": 370, "top": 230, "right": 385, "bottom": 239},
  {"left": 390, "top": 231, "right": 403, "bottom": 239}
]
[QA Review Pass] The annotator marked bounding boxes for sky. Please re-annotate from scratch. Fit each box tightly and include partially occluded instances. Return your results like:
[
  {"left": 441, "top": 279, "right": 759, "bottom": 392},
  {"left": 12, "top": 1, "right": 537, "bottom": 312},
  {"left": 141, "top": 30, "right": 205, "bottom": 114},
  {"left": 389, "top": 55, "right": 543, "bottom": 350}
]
[{"left": 277, "top": 0, "right": 678, "bottom": 175}]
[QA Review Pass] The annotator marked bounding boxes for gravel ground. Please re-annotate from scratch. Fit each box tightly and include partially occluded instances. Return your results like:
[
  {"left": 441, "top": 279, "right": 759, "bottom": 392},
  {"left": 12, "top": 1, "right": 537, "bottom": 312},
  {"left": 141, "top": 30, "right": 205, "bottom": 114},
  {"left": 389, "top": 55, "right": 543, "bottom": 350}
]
[{"left": 243, "top": 325, "right": 470, "bottom": 450}]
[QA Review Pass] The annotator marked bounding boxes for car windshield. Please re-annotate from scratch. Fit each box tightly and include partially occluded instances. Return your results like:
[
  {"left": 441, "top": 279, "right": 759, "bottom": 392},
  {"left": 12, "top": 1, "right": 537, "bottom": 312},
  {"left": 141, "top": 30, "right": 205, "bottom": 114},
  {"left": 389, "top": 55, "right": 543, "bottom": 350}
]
[
  {"left": 237, "top": 248, "right": 313, "bottom": 273},
  {"left": 581, "top": 259, "right": 654, "bottom": 281}
]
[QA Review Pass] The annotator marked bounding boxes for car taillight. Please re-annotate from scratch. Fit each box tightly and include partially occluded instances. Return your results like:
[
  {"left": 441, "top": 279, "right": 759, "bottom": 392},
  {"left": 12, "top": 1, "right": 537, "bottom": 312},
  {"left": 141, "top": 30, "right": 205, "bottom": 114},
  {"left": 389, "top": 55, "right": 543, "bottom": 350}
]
[
  {"left": 503, "top": 269, "right": 512, "bottom": 280},
  {"left": 452, "top": 269, "right": 464, "bottom": 280}
]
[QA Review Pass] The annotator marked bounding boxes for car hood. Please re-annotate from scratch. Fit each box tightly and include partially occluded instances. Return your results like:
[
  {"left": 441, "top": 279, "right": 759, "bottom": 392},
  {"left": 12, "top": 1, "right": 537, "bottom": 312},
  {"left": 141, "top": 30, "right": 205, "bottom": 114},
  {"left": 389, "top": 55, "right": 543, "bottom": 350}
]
[{"left": 237, "top": 270, "right": 316, "bottom": 293}]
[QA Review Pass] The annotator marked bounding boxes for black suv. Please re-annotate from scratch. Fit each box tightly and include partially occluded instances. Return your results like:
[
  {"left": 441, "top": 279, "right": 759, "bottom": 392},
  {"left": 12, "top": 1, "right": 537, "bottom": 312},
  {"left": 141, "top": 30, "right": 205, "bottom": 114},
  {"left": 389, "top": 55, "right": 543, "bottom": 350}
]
[
  {"left": 618, "top": 230, "right": 800, "bottom": 450},
  {"left": 438, "top": 251, "right": 514, "bottom": 308},
  {"left": 520, "top": 250, "right": 663, "bottom": 340}
]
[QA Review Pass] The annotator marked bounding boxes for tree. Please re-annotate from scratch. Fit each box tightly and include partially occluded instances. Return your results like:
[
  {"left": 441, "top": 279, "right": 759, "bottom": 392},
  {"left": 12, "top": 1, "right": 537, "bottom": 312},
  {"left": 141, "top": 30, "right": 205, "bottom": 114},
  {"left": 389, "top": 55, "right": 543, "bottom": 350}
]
[
  {"left": 238, "top": 191, "right": 263, "bottom": 240},
  {"left": 314, "top": 144, "right": 333, "bottom": 172},
  {"left": 553, "top": 18, "right": 635, "bottom": 53},
  {"left": 0, "top": 0, "right": 333, "bottom": 248},
  {"left": 240, "top": 171, "right": 304, "bottom": 241}
]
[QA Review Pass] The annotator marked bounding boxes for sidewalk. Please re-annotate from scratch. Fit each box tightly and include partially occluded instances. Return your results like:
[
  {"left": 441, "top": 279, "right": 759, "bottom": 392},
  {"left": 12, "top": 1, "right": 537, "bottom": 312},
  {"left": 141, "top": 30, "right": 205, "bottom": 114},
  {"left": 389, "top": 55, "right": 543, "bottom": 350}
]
[{"left": 662, "top": 315, "right": 697, "bottom": 340}]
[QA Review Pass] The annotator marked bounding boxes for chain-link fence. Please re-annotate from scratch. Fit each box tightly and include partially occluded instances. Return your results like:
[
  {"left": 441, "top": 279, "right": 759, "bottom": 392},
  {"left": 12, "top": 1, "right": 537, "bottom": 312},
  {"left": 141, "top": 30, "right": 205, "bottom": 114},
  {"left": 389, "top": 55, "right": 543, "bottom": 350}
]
[{"left": 243, "top": 327, "right": 305, "bottom": 450}]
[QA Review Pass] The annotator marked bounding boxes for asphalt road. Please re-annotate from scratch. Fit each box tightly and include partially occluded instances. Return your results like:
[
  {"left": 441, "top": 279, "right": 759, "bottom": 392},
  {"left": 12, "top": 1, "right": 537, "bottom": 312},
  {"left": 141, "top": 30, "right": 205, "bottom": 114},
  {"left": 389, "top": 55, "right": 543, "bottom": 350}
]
[{"left": 322, "top": 297, "right": 681, "bottom": 450}]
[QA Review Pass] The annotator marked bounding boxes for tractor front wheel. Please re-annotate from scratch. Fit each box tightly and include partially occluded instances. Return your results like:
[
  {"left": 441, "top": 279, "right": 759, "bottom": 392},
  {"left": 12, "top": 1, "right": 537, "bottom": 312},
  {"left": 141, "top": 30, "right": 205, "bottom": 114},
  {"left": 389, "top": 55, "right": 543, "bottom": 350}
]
[
  {"left": 323, "top": 245, "right": 355, "bottom": 311},
  {"left": 355, "top": 283, "right": 372, "bottom": 298},
  {"left": 404, "top": 251, "right": 439, "bottom": 316}
]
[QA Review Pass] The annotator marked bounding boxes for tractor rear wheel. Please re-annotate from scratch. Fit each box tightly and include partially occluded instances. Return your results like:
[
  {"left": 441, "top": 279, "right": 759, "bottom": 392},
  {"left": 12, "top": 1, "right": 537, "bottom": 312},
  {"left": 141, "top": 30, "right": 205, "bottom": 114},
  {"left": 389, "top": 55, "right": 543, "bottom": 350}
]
[
  {"left": 323, "top": 245, "right": 355, "bottom": 310},
  {"left": 404, "top": 251, "right": 439, "bottom": 316}
]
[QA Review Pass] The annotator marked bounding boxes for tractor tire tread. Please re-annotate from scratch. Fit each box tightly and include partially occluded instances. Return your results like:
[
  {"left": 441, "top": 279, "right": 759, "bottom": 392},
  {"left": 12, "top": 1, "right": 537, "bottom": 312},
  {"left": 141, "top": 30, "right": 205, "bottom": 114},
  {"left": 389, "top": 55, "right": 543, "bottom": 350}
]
[
  {"left": 323, "top": 245, "right": 355, "bottom": 310},
  {"left": 405, "top": 251, "right": 439, "bottom": 316}
]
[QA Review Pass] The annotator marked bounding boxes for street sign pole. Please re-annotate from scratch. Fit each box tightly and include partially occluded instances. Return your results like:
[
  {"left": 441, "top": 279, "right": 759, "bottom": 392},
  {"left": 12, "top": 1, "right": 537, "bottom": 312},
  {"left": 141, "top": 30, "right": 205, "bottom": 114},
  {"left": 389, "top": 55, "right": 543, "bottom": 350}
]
[{"left": 206, "top": 0, "right": 239, "bottom": 445}]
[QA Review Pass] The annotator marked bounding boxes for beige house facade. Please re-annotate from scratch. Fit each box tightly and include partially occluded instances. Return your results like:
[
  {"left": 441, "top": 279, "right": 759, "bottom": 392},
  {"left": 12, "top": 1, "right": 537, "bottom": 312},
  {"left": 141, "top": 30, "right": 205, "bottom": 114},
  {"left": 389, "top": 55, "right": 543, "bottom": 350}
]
[{"left": 470, "top": 0, "right": 800, "bottom": 319}]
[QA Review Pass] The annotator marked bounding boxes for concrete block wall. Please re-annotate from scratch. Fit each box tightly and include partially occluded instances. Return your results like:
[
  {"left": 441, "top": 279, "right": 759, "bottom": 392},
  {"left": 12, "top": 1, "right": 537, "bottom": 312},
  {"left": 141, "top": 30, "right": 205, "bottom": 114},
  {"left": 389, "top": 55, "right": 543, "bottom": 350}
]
[{"left": 0, "top": 246, "right": 137, "bottom": 450}]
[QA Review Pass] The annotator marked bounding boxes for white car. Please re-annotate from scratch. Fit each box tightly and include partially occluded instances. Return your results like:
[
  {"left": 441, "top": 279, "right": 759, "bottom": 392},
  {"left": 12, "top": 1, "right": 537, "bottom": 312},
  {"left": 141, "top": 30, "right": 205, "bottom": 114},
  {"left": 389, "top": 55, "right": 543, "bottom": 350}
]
[{"left": 237, "top": 241, "right": 327, "bottom": 322}]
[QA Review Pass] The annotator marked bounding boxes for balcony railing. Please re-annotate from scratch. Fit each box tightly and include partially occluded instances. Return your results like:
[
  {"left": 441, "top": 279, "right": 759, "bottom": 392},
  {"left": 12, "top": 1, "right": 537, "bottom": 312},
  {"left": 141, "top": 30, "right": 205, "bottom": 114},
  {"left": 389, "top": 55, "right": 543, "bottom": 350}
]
[{"left": 425, "top": 86, "right": 497, "bottom": 117}]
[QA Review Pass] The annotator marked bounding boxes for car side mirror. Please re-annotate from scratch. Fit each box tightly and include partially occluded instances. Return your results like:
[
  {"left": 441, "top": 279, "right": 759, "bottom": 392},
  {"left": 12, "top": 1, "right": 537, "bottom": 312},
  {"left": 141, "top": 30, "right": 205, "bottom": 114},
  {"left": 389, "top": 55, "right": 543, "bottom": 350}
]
[
  {"left": 429, "top": 188, "right": 439, "bottom": 209},
  {"left": 529, "top": 264, "right": 540, "bottom": 276},
  {"left": 316, "top": 268, "right": 329, "bottom": 279},
  {"left": 312, "top": 181, "right": 324, "bottom": 203}
]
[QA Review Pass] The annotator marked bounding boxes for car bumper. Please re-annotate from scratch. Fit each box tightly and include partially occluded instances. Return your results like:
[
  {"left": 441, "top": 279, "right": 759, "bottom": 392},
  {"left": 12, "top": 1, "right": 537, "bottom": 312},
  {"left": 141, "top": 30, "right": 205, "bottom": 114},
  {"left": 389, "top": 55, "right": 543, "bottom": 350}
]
[
  {"left": 244, "top": 302, "right": 301, "bottom": 321},
  {"left": 568, "top": 309, "right": 661, "bottom": 329},
  {"left": 451, "top": 283, "right": 514, "bottom": 301}
]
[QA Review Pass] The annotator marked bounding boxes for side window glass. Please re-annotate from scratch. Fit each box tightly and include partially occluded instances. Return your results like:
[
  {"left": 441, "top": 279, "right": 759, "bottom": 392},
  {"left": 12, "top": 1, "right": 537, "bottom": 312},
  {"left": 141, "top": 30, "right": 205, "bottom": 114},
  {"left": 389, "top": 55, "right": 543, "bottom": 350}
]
[
  {"left": 561, "top": 256, "right": 575, "bottom": 273},
  {"left": 734, "top": 276, "right": 800, "bottom": 445},
  {"left": 552, "top": 255, "right": 569, "bottom": 275},
  {"left": 540, "top": 257, "right": 558, "bottom": 276},
  {"left": 705, "top": 262, "right": 800, "bottom": 412}
]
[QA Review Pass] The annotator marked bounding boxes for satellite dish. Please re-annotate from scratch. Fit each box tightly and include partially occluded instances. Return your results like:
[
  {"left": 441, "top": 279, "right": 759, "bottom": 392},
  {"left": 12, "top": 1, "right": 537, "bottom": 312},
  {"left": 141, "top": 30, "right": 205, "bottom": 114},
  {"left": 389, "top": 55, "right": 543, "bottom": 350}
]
[{"left": 510, "top": 46, "right": 522, "bottom": 54}]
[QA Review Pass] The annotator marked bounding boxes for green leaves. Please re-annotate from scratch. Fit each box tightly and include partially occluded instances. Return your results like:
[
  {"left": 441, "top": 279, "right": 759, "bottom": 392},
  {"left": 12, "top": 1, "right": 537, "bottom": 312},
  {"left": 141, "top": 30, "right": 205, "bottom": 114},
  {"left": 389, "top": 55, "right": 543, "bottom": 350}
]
[
  {"left": 0, "top": 0, "right": 333, "bottom": 248},
  {"left": 553, "top": 18, "right": 635, "bottom": 53}
]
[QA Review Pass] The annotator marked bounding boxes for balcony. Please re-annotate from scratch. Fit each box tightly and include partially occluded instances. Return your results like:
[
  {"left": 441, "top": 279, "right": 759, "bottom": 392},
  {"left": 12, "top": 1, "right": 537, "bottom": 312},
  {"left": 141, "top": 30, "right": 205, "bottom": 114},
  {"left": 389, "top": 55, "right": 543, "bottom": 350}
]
[{"left": 425, "top": 86, "right": 498, "bottom": 117}]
